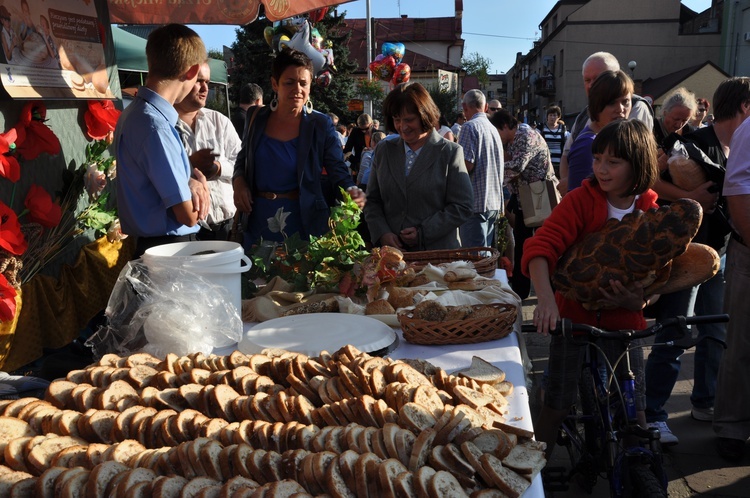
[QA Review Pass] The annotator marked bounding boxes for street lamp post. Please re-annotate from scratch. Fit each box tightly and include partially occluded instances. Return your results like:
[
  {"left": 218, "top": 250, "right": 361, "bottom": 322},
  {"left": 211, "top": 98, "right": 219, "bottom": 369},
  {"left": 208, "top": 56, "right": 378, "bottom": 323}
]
[
  {"left": 627, "top": 60, "right": 637, "bottom": 79},
  {"left": 365, "top": 0, "right": 373, "bottom": 116}
]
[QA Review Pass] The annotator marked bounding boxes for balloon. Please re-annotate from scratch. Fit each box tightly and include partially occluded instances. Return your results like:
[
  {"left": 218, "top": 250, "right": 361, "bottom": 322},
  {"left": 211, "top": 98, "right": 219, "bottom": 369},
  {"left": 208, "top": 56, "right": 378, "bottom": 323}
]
[
  {"left": 391, "top": 63, "right": 411, "bottom": 85},
  {"left": 316, "top": 71, "right": 332, "bottom": 87},
  {"left": 369, "top": 54, "right": 396, "bottom": 82},
  {"left": 285, "top": 20, "right": 327, "bottom": 75},
  {"left": 263, "top": 27, "right": 275, "bottom": 48},
  {"left": 381, "top": 42, "right": 406, "bottom": 65},
  {"left": 310, "top": 28, "right": 323, "bottom": 50}
]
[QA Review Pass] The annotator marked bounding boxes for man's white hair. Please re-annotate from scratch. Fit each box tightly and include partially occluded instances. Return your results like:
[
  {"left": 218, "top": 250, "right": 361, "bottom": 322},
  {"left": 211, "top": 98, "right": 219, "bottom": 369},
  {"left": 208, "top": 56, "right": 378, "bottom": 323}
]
[
  {"left": 582, "top": 52, "right": 620, "bottom": 73},
  {"left": 463, "top": 89, "right": 486, "bottom": 109}
]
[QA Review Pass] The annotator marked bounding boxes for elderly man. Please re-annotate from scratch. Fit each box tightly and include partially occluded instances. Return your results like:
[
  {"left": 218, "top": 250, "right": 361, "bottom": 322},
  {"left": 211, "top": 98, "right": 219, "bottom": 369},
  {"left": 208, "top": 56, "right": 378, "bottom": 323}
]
[
  {"left": 487, "top": 99, "right": 502, "bottom": 115},
  {"left": 175, "top": 62, "right": 242, "bottom": 240},
  {"left": 457, "top": 89, "right": 504, "bottom": 248},
  {"left": 558, "top": 51, "right": 654, "bottom": 194}
]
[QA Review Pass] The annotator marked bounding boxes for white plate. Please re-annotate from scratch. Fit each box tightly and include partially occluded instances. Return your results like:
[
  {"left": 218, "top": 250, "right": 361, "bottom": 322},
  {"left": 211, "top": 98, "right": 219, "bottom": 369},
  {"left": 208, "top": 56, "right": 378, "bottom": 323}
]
[{"left": 239, "top": 313, "right": 398, "bottom": 356}]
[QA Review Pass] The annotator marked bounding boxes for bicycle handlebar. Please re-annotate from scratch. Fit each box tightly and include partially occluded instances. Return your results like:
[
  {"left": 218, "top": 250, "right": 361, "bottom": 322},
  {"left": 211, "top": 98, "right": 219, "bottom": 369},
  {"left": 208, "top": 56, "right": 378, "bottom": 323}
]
[{"left": 522, "top": 314, "right": 729, "bottom": 342}]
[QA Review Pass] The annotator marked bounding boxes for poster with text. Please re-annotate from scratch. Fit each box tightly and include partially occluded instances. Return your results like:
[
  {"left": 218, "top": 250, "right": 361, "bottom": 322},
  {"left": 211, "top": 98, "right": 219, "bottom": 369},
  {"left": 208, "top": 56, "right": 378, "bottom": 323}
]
[{"left": 0, "top": 0, "right": 113, "bottom": 99}]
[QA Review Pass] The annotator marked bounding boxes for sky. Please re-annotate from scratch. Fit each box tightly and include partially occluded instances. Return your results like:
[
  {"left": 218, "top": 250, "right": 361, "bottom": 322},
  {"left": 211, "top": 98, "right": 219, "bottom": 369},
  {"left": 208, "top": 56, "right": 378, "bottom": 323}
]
[{"left": 190, "top": 0, "right": 711, "bottom": 74}]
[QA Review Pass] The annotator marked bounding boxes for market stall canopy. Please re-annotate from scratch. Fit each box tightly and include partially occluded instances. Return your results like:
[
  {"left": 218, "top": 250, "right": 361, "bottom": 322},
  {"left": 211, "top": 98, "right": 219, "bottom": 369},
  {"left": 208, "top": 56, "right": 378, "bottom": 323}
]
[
  {"left": 112, "top": 26, "right": 228, "bottom": 85},
  {"left": 108, "top": 0, "right": 355, "bottom": 25}
]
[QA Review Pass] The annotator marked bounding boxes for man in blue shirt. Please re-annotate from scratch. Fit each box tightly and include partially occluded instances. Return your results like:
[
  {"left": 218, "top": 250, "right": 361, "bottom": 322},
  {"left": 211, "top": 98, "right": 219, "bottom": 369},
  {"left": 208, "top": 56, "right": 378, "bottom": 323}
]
[{"left": 113, "top": 24, "right": 210, "bottom": 257}]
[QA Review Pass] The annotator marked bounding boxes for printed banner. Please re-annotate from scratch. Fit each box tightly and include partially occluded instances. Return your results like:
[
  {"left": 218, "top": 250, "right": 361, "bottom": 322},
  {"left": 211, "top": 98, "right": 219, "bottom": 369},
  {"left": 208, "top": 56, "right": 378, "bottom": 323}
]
[
  {"left": 107, "top": 0, "right": 354, "bottom": 25},
  {"left": 438, "top": 69, "right": 458, "bottom": 94},
  {"left": 0, "top": 0, "right": 114, "bottom": 99}
]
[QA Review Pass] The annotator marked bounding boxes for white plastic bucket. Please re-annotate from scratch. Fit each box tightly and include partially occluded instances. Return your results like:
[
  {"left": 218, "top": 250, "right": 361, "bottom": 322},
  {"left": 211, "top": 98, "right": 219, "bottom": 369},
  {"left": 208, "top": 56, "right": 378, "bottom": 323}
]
[{"left": 142, "top": 241, "right": 251, "bottom": 347}]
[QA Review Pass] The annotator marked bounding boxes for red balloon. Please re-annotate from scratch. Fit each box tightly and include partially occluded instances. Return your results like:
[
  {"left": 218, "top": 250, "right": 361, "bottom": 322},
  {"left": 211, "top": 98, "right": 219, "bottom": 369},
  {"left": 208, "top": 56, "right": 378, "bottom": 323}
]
[
  {"left": 391, "top": 63, "right": 411, "bottom": 85},
  {"left": 369, "top": 55, "right": 396, "bottom": 82}
]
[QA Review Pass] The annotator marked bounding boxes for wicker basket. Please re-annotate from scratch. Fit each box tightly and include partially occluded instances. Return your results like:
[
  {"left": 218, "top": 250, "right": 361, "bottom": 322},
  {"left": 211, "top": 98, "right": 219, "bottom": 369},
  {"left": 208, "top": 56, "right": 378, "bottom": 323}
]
[
  {"left": 402, "top": 247, "right": 500, "bottom": 278},
  {"left": 398, "top": 303, "right": 517, "bottom": 345}
]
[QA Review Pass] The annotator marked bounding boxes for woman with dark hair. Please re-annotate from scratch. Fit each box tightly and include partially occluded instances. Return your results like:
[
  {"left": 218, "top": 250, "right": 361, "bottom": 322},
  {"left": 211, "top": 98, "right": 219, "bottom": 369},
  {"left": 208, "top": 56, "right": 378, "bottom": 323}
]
[
  {"left": 437, "top": 115, "right": 455, "bottom": 142},
  {"left": 364, "top": 82, "right": 473, "bottom": 250},
  {"left": 490, "top": 110, "right": 556, "bottom": 299},
  {"left": 232, "top": 49, "right": 365, "bottom": 247},
  {"left": 565, "top": 70, "right": 633, "bottom": 192}
]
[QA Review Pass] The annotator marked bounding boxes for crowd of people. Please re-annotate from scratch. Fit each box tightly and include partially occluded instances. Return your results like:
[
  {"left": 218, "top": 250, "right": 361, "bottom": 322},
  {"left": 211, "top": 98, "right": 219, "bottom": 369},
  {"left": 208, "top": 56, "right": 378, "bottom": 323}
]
[{"left": 113, "top": 24, "right": 750, "bottom": 463}]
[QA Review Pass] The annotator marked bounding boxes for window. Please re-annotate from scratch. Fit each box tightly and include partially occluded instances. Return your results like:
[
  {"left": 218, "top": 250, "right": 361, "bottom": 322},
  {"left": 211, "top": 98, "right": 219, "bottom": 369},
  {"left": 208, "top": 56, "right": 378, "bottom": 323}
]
[
  {"left": 552, "top": 14, "right": 558, "bottom": 30},
  {"left": 559, "top": 49, "right": 564, "bottom": 77}
]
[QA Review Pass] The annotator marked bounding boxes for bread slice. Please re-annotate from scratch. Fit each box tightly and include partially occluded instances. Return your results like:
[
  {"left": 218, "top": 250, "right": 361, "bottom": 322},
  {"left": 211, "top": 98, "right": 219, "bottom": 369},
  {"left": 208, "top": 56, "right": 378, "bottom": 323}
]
[
  {"left": 378, "top": 458, "right": 408, "bottom": 498},
  {"left": 27, "top": 435, "right": 88, "bottom": 474},
  {"left": 479, "top": 453, "right": 529, "bottom": 498},
  {"left": 413, "top": 466, "right": 437, "bottom": 498},
  {"left": 458, "top": 441, "right": 494, "bottom": 487},
  {"left": 471, "top": 430, "right": 511, "bottom": 460},
  {"left": 427, "top": 470, "right": 469, "bottom": 498},
  {"left": 408, "top": 427, "right": 436, "bottom": 472},
  {"left": 86, "top": 460, "right": 130, "bottom": 498},
  {"left": 392, "top": 471, "right": 417, "bottom": 498},
  {"left": 35, "top": 466, "right": 66, "bottom": 498},
  {"left": 324, "top": 451, "right": 356, "bottom": 498},
  {"left": 501, "top": 443, "right": 546, "bottom": 478},
  {"left": 0, "top": 417, "right": 36, "bottom": 457},
  {"left": 457, "top": 356, "right": 506, "bottom": 385},
  {"left": 491, "top": 421, "right": 534, "bottom": 440}
]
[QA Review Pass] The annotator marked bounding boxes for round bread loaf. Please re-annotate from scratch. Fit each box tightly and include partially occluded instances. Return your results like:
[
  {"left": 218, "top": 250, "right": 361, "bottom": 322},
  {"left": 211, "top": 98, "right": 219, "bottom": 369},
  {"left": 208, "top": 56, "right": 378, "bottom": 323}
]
[
  {"left": 553, "top": 198, "right": 703, "bottom": 309},
  {"left": 646, "top": 242, "right": 720, "bottom": 295},
  {"left": 669, "top": 157, "right": 706, "bottom": 192}
]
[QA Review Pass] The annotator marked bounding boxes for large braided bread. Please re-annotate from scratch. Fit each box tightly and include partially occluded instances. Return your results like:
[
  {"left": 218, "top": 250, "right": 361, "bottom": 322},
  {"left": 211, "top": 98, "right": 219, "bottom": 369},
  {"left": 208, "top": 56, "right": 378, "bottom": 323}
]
[{"left": 552, "top": 198, "right": 703, "bottom": 310}]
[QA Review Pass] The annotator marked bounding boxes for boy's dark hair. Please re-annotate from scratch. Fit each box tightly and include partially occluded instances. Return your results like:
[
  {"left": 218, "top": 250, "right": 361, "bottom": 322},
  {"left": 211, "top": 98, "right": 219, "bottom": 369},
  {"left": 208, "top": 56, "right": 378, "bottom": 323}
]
[
  {"left": 588, "top": 70, "right": 634, "bottom": 122},
  {"left": 239, "top": 83, "right": 263, "bottom": 105},
  {"left": 547, "top": 105, "right": 562, "bottom": 118},
  {"left": 590, "top": 120, "right": 659, "bottom": 197},
  {"left": 489, "top": 109, "right": 518, "bottom": 131},
  {"left": 146, "top": 24, "right": 206, "bottom": 80},
  {"left": 712, "top": 77, "right": 750, "bottom": 122},
  {"left": 271, "top": 49, "right": 313, "bottom": 83}
]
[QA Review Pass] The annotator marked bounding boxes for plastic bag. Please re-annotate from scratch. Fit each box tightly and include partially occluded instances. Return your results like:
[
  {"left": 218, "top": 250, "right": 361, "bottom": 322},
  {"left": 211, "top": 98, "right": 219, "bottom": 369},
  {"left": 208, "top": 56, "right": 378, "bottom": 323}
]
[{"left": 87, "top": 260, "right": 242, "bottom": 359}]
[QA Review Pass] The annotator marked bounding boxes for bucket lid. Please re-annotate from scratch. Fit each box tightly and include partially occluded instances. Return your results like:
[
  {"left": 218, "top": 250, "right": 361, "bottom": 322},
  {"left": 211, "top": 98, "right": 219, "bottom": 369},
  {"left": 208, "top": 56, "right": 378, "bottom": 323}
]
[{"left": 143, "top": 241, "right": 245, "bottom": 267}]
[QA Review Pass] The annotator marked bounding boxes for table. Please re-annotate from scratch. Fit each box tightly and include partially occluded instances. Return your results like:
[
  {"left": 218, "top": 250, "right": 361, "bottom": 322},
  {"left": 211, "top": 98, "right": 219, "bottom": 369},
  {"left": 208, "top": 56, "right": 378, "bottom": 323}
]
[
  {"left": 233, "top": 270, "right": 543, "bottom": 497},
  {"left": 388, "top": 325, "right": 543, "bottom": 497}
]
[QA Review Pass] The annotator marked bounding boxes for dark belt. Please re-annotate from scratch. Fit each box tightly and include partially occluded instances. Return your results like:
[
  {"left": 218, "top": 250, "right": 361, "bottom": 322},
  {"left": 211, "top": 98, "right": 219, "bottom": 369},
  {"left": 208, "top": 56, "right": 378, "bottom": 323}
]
[
  {"left": 255, "top": 190, "right": 300, "bottom": 200},
  {"left": 208, "top": 218, "right": 233, "bottom": 231},
  {"left": 732, "top": 231, "right": 746, "bottom": 247}
]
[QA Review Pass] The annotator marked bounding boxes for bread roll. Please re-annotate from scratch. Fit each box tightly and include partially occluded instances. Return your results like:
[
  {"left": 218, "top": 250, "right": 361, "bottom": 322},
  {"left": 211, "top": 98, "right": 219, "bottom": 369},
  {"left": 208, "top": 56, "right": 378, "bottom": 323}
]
[
  {"left": 444, "top": 268, "right": 478, "bottom": 282},
  {"left": 387, "top": 287, "right": 418, "bottom": 309},
  {"left": 668, "top": 157, "right": 706, "bottom": 192},
  {"left": 413, "top": 300, "right": 448, "bottom": 321},
  {"left": 365, "top": 299, "right": 396, "bottom": 315}
]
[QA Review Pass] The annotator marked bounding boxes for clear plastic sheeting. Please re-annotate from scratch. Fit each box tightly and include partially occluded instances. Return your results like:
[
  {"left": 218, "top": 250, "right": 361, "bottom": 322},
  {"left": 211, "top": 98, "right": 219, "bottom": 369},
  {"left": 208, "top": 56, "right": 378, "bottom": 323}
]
[{"left": 87, "top": 260, "right": 242, "bottom": 359}]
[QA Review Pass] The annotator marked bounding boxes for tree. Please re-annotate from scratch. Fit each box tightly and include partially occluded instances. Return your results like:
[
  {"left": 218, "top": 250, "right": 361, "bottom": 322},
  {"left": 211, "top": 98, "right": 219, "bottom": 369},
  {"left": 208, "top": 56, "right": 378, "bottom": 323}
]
[
  {"left": 208, "top": 49, "right": 224, "bottom": 61},
  {"left": 462, "top": 52, "right": 492, "bottom": 87},
  {"left": 229, "top": 9, "right": 360, "bottom": 123},
  {"left": 428, "top": 86, "right": 460, "bottom": 124}
]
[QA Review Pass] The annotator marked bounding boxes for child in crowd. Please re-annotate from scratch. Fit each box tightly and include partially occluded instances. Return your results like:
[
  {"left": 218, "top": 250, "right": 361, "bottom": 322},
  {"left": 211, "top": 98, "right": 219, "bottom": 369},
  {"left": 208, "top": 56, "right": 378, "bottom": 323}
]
[
  {"left": 522, "top": 119, "right": 660, "bottom": 456},
  {"left": 357, "top": 130, "right": 385, "bottom": 189}
]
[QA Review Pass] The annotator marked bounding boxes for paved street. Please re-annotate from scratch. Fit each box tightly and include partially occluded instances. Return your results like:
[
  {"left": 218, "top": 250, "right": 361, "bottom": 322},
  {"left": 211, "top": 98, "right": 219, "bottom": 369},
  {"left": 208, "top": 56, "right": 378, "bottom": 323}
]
[{"left": 520, "top": 295, "right": 750, "bottom": 497}]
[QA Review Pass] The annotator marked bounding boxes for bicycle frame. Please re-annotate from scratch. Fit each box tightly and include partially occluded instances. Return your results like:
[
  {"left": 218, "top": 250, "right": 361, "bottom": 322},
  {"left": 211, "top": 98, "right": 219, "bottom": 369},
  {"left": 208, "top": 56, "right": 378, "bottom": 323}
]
[{"left": 569, "top": 338, "right": 666, "bottom": 497}]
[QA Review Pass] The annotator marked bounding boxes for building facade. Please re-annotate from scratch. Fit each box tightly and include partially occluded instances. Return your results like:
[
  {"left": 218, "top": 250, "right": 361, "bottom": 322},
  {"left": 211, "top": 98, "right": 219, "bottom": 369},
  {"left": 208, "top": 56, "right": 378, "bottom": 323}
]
[{"left": 508, "top": 0, "right": 723, "bottom": 124}]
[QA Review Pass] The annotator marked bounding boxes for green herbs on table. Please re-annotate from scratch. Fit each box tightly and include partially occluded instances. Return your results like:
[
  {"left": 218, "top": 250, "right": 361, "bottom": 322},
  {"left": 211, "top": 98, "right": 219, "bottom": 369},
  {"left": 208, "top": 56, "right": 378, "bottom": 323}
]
[{"left": 251, "top": 189, "right": 370, "bottom": 293}]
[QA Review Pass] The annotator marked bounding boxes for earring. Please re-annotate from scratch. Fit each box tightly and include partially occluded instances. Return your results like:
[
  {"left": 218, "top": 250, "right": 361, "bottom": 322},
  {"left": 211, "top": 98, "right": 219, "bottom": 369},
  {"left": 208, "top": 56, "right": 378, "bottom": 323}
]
[
  {"left": 305, "top": 99, "right": 314, "bottom": 114},
  {"left": 270, "top": 94, "right": 278, "bottom": 112}
]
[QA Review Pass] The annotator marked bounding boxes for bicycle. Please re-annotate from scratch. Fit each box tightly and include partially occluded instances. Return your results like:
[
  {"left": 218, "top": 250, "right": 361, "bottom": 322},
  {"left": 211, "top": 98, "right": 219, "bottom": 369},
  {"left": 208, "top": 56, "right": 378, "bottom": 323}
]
[{"left": 525, "top": 314, "right": 729, "bottom": 498}]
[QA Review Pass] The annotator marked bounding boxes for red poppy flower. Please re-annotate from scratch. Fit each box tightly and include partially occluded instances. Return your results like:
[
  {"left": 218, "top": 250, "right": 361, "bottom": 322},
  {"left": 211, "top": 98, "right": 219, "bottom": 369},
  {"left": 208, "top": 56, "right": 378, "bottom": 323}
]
[
  {"left": 0, "top": 129, "right": 20, "bottom": 183},
  {"left": 85, "top": 100, "right": 121, "bottom": 140},
  {"left": 0, "top": 274, "right": 18, "bottom": 323},
  {"left": 0, "top": 202, "right": 27, "bottom": 255},
  {"left": 24, "top": 185, "right": 62, "bottom": 229},
  {"left": 13, "top": 102, "right": 61, "bottom": 161}
]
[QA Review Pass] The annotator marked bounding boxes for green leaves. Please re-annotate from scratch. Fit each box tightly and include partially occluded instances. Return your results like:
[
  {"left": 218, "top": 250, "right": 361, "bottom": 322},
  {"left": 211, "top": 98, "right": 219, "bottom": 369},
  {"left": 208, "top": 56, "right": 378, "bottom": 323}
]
[{"left": 253, "top": 189, "right": 368, "bottom": 293}]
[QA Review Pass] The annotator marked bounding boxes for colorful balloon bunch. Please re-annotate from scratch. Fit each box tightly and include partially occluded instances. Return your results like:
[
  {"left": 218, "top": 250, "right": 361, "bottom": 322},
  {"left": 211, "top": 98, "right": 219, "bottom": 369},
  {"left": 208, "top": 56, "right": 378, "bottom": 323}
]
[
  {"left": 263, "top": 17, "right": 335, "bottom": 87},
  {"left": 368, "top": 42, "right": 411, "bottom": 86}
]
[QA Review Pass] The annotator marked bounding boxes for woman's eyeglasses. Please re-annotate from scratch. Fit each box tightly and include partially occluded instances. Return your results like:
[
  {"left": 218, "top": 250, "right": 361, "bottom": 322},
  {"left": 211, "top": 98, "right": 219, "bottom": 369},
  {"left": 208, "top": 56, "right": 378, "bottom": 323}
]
[{"left": 697, "top": 108, "right": 707, "bottom": 112}]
